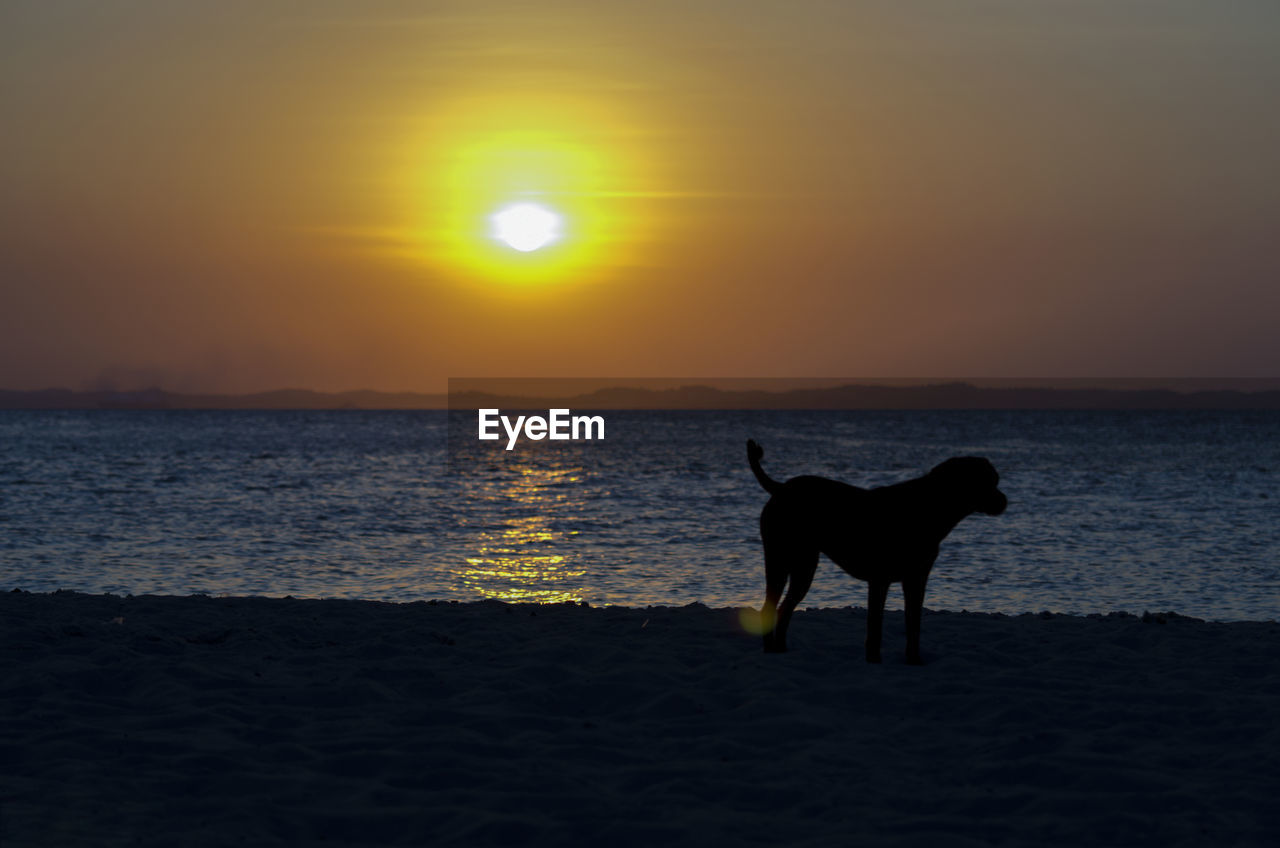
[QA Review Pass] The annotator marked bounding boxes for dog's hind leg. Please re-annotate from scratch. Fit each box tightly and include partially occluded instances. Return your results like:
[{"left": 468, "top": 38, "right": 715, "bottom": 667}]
[
  {"left": 771, "top": 552, "right": 818, "bottom": 653},
  {"left": 865, "top": 580, "right": 890, "bottom": 663},
  {"left": 760, "top": 540, "right": 790, "bottom": 652}
]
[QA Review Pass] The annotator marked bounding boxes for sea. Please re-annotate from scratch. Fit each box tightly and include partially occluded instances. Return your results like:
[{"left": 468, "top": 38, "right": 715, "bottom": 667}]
[{"left": 1, "top": 409, "right": 1277, "bottom": 621}]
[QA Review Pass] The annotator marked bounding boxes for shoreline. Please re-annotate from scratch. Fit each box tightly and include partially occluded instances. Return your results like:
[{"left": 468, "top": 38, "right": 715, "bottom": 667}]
[
  {"left": 6, "top": 587, "right": 1275, "bottom": 625},
  {"left": 4, "top": 591, "right": 1278, "bottom": 845}
]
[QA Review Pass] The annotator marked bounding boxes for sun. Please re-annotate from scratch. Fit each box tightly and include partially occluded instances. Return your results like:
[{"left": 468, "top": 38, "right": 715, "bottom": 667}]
[{"left": 491, "top": 203, "right": 561, "bottom": 252}]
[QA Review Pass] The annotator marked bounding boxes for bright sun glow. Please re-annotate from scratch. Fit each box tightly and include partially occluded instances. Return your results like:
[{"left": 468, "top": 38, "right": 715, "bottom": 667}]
[
  {"left": 396, "top": 91, "right": 656, "bottom": 284},
  {"left": 492, "top": 203, "right": 561, "bottom": 252}
]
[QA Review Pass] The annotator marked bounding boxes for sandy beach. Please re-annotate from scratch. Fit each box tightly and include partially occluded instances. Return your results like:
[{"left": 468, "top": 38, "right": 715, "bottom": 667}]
[{"left": 2, "top": 591, "right": 1277, "bottom": 846}]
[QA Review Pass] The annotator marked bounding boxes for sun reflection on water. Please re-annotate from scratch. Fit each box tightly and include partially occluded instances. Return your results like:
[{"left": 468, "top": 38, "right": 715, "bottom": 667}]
[{"left": 457, "top": 463, "right": 588, "bottom": 603}]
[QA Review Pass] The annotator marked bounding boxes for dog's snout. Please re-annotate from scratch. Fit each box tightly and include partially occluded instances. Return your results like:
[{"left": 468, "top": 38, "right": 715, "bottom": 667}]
[{"left": 982, "top": 489, "right": 1008, "bottom": 516}]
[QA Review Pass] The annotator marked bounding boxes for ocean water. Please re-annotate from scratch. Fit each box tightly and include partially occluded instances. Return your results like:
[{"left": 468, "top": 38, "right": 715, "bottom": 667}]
[{"left": 0, "top": 409, "right": 1276, "bottom": 621}]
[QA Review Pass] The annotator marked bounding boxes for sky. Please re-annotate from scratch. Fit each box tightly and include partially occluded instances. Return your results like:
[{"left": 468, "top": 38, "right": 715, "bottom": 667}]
[{"left": 3, "top": 0, "right": 1279, "bottom": 393}]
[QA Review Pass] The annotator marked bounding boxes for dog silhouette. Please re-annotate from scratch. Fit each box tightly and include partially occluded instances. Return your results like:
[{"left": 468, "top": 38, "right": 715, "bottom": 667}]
[{"left": 748, "top": 439, "right": 1006, "bottom": 664}]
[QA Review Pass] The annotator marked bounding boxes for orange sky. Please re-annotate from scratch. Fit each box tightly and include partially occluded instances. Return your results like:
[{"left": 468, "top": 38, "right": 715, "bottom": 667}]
[{"left": 3, "top": 1, "right": 1279, "bottom": 393}]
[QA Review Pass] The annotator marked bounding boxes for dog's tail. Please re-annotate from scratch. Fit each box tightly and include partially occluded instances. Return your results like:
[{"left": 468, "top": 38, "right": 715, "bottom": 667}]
[{"left": 746, "top": 439, "right": 783, "bottom": 494}]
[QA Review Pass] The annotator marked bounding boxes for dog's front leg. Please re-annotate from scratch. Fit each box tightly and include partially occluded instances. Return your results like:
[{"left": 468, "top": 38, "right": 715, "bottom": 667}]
[
  {"left": 902, "top": 575, "right": 927, "bottom": 665},
  {"left": 865, "top": 580, "right": 889, "bottom": 663}
]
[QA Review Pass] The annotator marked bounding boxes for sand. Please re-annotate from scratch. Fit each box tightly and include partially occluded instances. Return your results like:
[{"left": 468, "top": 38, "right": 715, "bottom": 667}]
[{"left": 2, "top": 591, "right": 1277, "bottom": 847}]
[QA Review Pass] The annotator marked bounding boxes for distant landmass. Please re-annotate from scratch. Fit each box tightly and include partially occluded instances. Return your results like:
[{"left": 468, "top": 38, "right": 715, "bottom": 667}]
[
  {"left": 0, "top": 388, "right": 448, "bottom": 410},
  {"left": 4, "top": 383, "right": 1280, "bottom": 410},
  {"left": 450, "top": 383, "right": 1280, "bottom": 410}
]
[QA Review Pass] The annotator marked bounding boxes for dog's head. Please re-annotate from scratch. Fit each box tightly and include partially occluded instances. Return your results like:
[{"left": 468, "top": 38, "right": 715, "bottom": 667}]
[{"left": 928, "top": 456, "right": 1007, "bottom": 516}]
